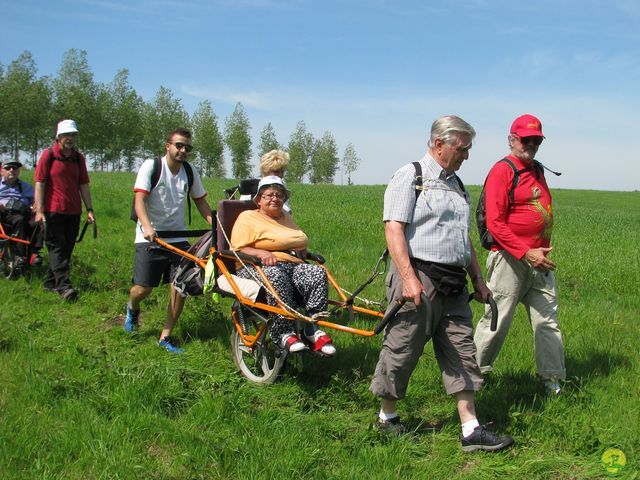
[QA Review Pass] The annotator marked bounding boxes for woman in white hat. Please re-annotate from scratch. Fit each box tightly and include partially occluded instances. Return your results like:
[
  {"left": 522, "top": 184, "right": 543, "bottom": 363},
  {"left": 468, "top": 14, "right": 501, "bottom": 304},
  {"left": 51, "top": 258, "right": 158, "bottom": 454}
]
[{"left": 230, "top": 176, "right": 336, "bottom": 355}]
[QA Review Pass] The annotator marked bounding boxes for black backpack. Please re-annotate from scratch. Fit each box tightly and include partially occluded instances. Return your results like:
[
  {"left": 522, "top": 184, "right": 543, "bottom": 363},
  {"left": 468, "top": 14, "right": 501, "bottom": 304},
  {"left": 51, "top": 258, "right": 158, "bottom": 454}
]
[
  {"left": 476, "top": 158, "right": 560, "bottom": 250},
  {"left": 130, "top": 158, "right": 194, "bottom": 224},
  {"left": 172, "top": 231, "right": 212, "bottom": 297}
]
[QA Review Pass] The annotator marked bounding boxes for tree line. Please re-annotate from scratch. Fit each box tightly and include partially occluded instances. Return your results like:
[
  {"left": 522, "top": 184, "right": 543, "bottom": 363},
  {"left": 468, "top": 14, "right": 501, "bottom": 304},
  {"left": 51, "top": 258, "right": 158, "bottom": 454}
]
[{"left": 0, "top": 49, "right": 361, "bottom": 183}]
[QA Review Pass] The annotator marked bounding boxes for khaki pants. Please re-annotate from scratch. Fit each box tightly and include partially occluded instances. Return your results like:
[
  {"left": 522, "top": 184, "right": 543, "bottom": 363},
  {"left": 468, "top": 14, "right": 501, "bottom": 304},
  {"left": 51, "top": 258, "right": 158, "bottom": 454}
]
[
  {"left": 474, "top": 250, "right": 566, "bottom": 380},
  {"left": 370, "top": 262, "right": 483, "bottom": 400}
]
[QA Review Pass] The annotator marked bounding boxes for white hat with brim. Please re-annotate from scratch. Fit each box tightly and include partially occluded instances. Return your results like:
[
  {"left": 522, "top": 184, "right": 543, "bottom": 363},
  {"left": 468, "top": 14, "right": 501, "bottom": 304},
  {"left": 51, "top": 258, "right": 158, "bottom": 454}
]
[
  {"left": 254, "top": 175, "right": 290, "bottom": 201},
  {"left": 56, "top": 119, "right": 79, "bottom": 138}
]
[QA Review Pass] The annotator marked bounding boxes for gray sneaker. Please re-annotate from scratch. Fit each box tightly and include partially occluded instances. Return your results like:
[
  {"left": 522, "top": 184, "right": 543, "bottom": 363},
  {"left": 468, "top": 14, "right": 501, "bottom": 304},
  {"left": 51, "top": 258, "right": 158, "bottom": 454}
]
[
  {"left": 460, "top": 425, "right": 514, "bottom": 452},
  {"left": 544, "top": 379, "right": 562, "bottom": 396},
  {"left": 377, "top": 416, "right": 406, "bottom": 435}
]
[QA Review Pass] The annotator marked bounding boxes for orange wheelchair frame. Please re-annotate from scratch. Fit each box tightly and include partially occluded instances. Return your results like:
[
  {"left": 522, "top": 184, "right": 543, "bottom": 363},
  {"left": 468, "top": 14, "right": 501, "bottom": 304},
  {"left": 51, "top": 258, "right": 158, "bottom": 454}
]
[
  {"left": 153, "top": 198, "right": 397, "bottom": 384},
  {"left": 0, "top": 221, "right": 37, "bottom": 279}
]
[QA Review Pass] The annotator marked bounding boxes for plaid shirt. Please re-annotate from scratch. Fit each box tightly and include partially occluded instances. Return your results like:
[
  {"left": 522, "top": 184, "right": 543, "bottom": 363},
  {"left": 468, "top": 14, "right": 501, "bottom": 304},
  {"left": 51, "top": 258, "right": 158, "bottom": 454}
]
[{"left": 383, "top": 153, "right": 472, "bottom": 267}]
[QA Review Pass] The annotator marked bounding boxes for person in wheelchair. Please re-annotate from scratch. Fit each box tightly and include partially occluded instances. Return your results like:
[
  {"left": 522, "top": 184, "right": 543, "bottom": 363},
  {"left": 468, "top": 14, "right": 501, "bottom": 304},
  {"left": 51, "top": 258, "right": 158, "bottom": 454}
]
[
  {"left": 0, "top": 160, "right": 43, "bottom": 265},
  {"left": 230, "top": 176, "right": 336, "bottom": 355}
]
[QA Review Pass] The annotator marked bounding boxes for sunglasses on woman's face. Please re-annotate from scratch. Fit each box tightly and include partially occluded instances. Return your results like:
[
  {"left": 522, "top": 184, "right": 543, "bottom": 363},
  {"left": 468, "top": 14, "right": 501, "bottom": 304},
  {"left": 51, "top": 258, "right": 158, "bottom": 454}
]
[{"left": 262, "top": 192, "right": 285, "bottom": 201}]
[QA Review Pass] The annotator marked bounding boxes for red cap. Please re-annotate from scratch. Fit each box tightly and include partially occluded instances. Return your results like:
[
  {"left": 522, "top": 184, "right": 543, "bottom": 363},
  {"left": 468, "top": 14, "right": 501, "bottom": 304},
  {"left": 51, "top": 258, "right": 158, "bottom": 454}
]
[{"left": 510, "top": 114, "right": 544, "bottom": 137}]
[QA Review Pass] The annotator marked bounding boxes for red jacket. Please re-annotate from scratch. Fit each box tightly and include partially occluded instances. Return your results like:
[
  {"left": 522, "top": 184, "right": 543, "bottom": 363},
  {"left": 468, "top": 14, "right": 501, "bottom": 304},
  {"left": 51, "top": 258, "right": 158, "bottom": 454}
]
[
  {"left": 485, "top": 155, "right": 553, "bottom": 259},
  {"left": 34, "top": 142, "right": 90, "bottom": 215}
]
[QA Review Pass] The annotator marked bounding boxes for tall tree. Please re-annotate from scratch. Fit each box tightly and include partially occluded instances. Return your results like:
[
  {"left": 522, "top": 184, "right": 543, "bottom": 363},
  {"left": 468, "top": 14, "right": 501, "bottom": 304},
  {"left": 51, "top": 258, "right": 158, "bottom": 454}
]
[
  {"left": 0, "top": 51, "right": 52, "bottom": 165},
  {"left": 106, "top": 69, "right": 144, "bottom": 171},
  {"left": 341, "top": 142, "right": 360, "bottom": 185},
  {"left": 142, "top": 86, "right": 190, "bottom": 158},
  {"left": 53, "top": 49, "right": 100, "bottom": 158},
  {"left": 191, "top": 100, "right": 225, "bottom": 178},
  {"left": 224, "top": 102, "right": 252, "bottom": 179},
  {"left": 287, "top": 120, "right": 314, "bottom": 183},
  {"left": 310, "top": 131, "right": 339, "bottom": 184},
  {"left": 258, "top": 122, "right": 280, "bottom": 156}
]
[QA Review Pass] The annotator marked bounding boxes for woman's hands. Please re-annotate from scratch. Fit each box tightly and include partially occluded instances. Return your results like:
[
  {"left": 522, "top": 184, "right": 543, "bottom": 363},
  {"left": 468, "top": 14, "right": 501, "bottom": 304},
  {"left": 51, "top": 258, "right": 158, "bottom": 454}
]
[{"left": 240, "top": 247, "right": 278, "bottom": 266}]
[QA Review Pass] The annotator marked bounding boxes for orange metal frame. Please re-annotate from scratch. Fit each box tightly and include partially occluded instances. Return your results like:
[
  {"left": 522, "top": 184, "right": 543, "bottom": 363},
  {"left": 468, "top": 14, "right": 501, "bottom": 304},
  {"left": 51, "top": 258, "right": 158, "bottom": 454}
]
[
  {"left": 0, "top": 223, "right": 31, "bottom": 246},
  {"left": 154, "top": 237, "right": 385, "bottom": 349}
]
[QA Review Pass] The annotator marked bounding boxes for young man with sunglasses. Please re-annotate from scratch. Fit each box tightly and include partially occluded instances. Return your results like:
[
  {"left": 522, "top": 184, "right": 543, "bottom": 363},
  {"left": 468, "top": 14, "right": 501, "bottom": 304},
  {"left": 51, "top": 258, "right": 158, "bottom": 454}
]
[
  {"left": 34, "top": 119, "right": 95, "bottom": 302},
  {"left": 126, "top": 128, "right": 213, "bottom": 353},
  {"left": 474, "top": 114, "right": 566, "bottom": 395},
  {"left": 0, "top": 160, "right": 44, "bottom": 266}
]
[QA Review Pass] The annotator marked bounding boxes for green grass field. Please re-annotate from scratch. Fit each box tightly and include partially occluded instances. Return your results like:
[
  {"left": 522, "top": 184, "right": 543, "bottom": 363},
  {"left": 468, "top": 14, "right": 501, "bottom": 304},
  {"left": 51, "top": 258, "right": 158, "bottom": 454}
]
[{"left": 1, "top": 172, "right": 638, "bottom": 479}]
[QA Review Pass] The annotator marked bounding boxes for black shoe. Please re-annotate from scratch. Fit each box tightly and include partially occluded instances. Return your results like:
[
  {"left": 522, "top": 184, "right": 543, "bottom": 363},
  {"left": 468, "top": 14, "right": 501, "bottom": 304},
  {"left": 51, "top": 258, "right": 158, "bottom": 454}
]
[
  {"left": 460, "top": 425, "right": 514, "bottom": 452},
  {"left": 60, "top": 288, "right": 78, "bottom": 303},
  {"left": 377, "top": 416, "right": 406, "bottom": 435}
]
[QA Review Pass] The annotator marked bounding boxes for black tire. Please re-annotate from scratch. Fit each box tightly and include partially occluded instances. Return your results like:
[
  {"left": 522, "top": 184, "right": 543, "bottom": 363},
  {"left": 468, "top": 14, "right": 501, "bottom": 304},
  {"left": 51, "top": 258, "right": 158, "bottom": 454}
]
[{"left": 230, "top": 310, "right": 286, "bottom": 384}]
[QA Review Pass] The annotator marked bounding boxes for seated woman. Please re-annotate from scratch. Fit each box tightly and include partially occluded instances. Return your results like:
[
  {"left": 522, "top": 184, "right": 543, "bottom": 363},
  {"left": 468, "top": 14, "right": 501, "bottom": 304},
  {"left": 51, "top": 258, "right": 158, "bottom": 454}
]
[{"left": 230, "top": 176, "right": 336, "bottom": 355}]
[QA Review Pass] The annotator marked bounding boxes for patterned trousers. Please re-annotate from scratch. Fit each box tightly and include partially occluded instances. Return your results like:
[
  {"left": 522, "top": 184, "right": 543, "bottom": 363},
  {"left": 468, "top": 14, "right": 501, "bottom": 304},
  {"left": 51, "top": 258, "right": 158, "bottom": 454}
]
[{"left": 237, "top": 262, "right": 328, "bottom": 346}]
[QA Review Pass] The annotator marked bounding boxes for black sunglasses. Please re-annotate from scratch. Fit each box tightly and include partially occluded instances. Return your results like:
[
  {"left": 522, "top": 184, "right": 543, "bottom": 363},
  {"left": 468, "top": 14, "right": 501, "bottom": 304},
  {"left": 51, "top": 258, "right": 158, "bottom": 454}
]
[
  {"left": 3, "top": 165, "right": 19, "bottom": 171},
  {"left": 170, "top": 142, "right": 193, "bottom": 153},
  {"left": 519, "top": 136, "right": 543, "bottom": 146}
]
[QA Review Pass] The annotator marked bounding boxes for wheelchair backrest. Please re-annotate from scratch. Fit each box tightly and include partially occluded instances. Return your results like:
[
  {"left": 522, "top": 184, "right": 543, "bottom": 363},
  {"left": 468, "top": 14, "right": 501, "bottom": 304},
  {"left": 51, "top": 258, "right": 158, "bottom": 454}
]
[{"left": 216, "top": 199, "right": 258, "bottom": 261}]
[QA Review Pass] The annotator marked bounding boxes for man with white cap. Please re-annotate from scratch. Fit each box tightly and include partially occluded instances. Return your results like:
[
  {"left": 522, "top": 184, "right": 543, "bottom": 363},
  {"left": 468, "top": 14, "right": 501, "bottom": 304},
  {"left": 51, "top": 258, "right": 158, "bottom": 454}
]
[
  {"left": 34, "top": 119, "right": 95, "bottom": 302},
  {"left": 474, "top": 114, "right": 566, "bottom": 395},
  {"left": 0, "top": 160, "right": 44, "bottom": 264}
]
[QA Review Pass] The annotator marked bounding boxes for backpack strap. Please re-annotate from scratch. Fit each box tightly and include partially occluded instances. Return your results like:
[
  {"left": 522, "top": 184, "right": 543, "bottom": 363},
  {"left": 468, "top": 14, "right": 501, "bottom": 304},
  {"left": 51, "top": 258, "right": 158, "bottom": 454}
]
[
  {"left": 412, "top": 161, "right": 423, "bottom": 202},
  {"left": 183, "top": 162, "right": 194, "bottom": 225}
]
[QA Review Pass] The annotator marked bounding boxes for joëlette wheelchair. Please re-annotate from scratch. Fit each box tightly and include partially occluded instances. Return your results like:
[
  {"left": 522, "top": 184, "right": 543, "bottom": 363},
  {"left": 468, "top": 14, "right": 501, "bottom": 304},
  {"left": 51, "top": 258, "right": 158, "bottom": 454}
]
[
  {"left": 154, "top": 198, "right": 401, "bottom": 384},
  {"left": 154, "top": 198, "right": 498, "bottom": 384}
]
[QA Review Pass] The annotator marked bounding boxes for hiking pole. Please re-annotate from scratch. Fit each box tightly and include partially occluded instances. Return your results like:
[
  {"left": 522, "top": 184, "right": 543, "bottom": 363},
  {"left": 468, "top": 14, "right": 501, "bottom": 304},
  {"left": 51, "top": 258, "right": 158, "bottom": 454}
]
[
  {"left": 468, "top": 293, "right": 498, "bottom": 331},
  {"left": 374, "top": 292, "right": 431, "bottom": 335}
]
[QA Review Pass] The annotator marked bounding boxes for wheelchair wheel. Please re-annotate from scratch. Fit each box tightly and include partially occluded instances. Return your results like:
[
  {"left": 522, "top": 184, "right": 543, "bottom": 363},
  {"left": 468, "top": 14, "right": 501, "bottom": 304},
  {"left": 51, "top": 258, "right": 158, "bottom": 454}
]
[
  {"left": 1, "top": 242, "right": 19, "bottom": 280},
  {"left": 230, "top": 307, "right": 286, "bottom": 384}
]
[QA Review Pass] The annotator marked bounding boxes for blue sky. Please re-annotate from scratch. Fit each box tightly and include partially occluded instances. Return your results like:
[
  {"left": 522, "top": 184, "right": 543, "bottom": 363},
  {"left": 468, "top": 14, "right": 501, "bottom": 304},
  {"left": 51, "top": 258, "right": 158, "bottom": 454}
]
[{"left": 2, "top": 0, "right": 639, "bottom": 190}]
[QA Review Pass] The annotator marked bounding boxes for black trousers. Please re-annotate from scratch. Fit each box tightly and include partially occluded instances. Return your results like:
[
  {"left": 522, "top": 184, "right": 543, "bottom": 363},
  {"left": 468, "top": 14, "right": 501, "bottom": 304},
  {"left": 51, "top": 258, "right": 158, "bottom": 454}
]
[
  {"left": 0, "top": 211, "right": 44, "bottom": 257},
  {"left": 43, "top": 213, "right": 80, "bottom": 291}
]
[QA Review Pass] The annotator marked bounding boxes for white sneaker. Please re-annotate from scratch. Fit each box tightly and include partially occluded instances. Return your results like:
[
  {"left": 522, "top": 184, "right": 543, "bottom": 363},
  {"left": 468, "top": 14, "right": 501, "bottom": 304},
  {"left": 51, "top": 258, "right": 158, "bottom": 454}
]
[
  {"left": 282, "top": 334, "right": 306, "bottom": 353},
  {"left": 305, "top": 329, "right": 336, "bottom": 356}
]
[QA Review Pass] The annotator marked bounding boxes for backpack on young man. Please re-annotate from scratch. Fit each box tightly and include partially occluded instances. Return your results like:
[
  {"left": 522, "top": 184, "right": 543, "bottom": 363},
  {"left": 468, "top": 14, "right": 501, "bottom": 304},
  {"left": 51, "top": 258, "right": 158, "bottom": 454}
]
[
  {"left": 129, "top": 157, "right": 194, "bottom": 224},
  {"left": 476, "top": 158, "right": 560, "bottom": 250}
]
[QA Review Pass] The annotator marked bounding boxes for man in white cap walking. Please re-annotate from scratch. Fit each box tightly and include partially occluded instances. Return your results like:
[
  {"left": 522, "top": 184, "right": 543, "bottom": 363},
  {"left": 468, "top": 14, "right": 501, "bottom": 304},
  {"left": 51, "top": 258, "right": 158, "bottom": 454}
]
[{"left": 34, "top": 119, "right": 95, "bottom": 302}]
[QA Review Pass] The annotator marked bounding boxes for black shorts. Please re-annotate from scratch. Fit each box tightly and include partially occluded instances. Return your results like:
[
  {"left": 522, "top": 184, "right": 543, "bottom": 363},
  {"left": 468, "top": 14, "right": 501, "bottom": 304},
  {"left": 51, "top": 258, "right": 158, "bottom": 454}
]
[{"left": 132, "top": 241, "right": 190, "bottom": 287}]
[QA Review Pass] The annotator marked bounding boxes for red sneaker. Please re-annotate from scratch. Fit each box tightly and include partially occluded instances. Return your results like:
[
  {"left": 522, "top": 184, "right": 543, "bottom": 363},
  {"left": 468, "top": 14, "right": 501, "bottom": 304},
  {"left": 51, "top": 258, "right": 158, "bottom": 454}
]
[{"left": 305, "top": 329, "right": 336, "bottom": 356}]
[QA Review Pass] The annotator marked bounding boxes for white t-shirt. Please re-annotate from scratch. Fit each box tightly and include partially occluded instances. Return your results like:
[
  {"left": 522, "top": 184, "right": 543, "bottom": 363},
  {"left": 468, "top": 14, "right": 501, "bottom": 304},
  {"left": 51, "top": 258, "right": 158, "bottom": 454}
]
[{"left": 133, "top": 156, "right": 206, "bottom": 244}]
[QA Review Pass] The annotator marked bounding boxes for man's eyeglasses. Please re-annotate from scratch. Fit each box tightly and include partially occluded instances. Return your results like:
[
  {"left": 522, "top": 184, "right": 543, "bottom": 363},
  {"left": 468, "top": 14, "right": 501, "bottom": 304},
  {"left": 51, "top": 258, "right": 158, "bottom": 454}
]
[
  {"left": 518, "top": 136, "right": 543, "bottom": 146},
  {"left": 170, "top": 142, "right": 193, "bottom": 153},
  {"left": 3, "top": 166, "right": 19, "bottom": 171},
  {"left": 261, "top": 192, "right": 286, "bottom": 200}
]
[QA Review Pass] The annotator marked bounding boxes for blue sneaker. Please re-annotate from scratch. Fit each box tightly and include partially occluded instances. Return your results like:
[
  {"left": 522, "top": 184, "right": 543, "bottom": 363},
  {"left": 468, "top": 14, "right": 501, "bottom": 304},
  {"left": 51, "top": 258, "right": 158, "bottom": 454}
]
[
  {"left": 159, "top": 336, "right": 184, "bottom": 354},
  {"left": 125, "top": 305, "right": 139, "bottom": 333}
]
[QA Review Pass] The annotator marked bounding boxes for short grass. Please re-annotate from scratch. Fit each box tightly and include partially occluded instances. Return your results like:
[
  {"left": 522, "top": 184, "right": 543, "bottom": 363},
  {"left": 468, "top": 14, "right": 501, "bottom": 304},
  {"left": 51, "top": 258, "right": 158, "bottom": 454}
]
[{"left": 1, "top": 172, "right": 638, "bottom": 479}]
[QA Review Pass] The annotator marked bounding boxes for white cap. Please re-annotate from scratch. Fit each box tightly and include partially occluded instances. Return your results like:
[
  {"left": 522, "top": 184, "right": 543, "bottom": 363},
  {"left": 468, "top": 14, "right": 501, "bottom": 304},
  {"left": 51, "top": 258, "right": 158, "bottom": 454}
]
[
  {"left": 56, "top": 119, "right": 79, "bottom": 138},
  {"left": 255, "top": 175, "right": 290, "bottom": 200}
]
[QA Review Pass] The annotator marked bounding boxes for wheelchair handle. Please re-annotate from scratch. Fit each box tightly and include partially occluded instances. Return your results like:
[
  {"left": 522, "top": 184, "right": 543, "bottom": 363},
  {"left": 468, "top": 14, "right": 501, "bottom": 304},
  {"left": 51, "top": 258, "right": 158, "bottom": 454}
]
[
  {"left": 468, "top": 293, "right": 498, "bottom": 331},
  {"left": 374, "top": 292, "right": 430, "bottom": 335}
]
